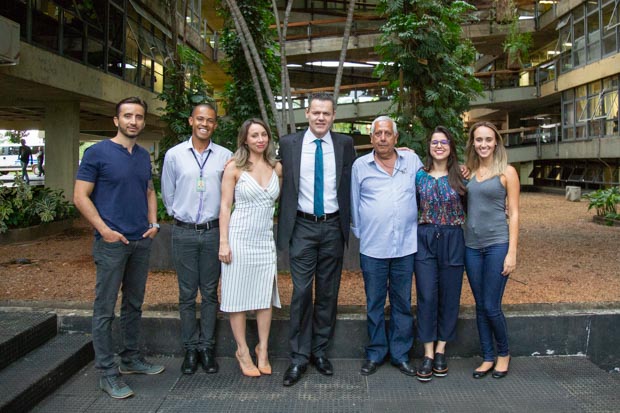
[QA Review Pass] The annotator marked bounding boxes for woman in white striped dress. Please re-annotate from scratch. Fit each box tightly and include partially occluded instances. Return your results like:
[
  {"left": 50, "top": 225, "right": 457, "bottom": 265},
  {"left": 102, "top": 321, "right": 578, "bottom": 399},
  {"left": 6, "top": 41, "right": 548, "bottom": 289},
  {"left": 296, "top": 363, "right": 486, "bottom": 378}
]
[{"left": 219, "top": 118, "right": 282, "bottom": 377}]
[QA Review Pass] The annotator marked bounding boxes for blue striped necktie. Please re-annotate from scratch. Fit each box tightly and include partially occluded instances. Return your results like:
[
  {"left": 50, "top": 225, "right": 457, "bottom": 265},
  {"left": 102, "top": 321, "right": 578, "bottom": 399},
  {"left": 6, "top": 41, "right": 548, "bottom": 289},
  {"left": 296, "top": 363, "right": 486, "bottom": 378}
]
[{"left": 314, "top": 139, "right": 324, "bottom": 217}]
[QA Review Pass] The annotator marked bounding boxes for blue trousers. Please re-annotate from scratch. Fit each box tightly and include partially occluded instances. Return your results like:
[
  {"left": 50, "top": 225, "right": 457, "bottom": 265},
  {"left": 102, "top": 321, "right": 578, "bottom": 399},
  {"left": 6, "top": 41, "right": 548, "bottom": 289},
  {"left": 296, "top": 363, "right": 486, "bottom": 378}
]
[
  {"left": 465, "top": 243, "right": 510, "bottom": 361},
  {"left": 414, "top": 224, "right": 464, "bottom": 343},
  {"left": 92, "top": 237, "right": 152, "bottom": 376},
  {"left": 360, "top": 253, "right": 414, "bottom": 364},
  {"left": 172, "top": 225, "right": 221, "bottom": 351}
]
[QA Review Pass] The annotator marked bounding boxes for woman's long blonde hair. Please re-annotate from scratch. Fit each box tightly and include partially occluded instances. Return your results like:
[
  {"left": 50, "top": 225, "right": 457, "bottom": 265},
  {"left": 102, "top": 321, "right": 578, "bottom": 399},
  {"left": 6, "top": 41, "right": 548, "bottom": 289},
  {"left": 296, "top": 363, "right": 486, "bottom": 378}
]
[
  {"left": 465, "top": 121, "right": 508, "bottom": 178},
  {"left": 233, "top": 118, "right": 277, "bottom": 171}
]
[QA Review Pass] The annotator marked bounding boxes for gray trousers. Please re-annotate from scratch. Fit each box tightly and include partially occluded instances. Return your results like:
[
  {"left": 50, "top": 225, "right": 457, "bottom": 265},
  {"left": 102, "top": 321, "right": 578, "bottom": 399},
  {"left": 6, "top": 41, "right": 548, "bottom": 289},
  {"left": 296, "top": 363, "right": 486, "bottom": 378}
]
[
  {"left": 172, "top": 225, "right": 221, "bottom": 351},
  {"left": 92, "top": 237, "right": 152, "bottom": 376}
]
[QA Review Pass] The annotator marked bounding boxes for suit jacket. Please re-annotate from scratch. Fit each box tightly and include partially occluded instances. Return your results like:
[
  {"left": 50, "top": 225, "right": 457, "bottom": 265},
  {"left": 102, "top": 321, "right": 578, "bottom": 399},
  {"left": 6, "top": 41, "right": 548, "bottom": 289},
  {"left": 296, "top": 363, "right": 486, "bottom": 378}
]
[{"left": 276, "top": 129, "right": 356, "bottom": 251}]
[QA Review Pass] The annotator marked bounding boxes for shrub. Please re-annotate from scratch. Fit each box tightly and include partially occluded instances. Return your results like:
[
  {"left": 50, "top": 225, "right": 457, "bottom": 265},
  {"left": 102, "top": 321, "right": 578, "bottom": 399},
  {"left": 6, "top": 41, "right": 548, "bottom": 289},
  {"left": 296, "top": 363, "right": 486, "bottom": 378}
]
[
  {"left": 583, "top": 186, "right": 620, "bottom": 225},
  {"left": 0, "top": 177, "right": 76, "bottom": 233}
]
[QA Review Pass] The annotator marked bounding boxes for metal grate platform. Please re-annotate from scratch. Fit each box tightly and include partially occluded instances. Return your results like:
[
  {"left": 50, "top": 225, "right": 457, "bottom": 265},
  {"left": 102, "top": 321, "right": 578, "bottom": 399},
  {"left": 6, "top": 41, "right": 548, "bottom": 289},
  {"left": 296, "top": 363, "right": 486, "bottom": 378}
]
[{"left": 32, "top": 356, "right": 620, "bottom": 413}]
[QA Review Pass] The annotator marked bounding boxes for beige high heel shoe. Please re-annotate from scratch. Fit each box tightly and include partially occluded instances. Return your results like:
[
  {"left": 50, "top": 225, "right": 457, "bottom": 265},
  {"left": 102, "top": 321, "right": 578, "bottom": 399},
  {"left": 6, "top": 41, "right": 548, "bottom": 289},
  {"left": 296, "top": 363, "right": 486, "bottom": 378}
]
[
  {"left": 236, "top": 350, "right": 260, "bottom": 377},
  {"left": 255, "top": 345, "right": 272, "bottom": 375}
]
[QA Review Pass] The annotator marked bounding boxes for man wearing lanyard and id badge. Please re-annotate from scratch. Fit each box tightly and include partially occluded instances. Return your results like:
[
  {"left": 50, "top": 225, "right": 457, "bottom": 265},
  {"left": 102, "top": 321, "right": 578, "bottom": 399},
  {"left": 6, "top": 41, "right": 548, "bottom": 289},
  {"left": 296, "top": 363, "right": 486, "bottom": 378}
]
[{"left": 162, "top": 103, "right": 232, "bottom": 375}]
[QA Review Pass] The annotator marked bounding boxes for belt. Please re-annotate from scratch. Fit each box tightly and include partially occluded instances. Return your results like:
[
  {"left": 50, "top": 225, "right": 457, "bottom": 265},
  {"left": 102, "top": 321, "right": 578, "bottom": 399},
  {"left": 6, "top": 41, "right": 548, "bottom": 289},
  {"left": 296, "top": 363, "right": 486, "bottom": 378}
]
[
  {"left": 296, "top": 210, "right": 339, "bottom": 222},
  {"left": 175, "top": 219, "right": 219, "bottom": 231}
]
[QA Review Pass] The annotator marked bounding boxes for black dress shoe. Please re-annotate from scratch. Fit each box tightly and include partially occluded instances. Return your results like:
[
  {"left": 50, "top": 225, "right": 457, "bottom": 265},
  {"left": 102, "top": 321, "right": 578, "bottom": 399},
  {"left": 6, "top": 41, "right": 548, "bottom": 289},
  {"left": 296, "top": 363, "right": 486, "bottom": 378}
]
[
  {"left": 416, "top": 357, "right": 433, "bottom": 382},
  {"left": 433, "top": 352, "right": 448, "bottom": 377},
  {"left": 283, "top": 364, "right": 307, "bottom": 386},
  {"left": 181, "top": 350, "right": 198, "bottom": 374},
  {"left": 197, "top": 348, "right": 218, "bottom": 373},
  {"left": 312, "top": 356, "right": 334, "bottom": 376},
  {"left": 360, "top": 360, "right": 380, "bottom": 376},
  {"left": 392, "top": 360, "right": 417, "bottom": 377}
]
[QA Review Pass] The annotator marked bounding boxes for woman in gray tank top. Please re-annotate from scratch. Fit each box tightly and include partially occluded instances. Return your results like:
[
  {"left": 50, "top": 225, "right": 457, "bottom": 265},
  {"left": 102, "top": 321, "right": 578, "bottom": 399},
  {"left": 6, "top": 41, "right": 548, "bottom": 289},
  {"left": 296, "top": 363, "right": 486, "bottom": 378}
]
[{"left": 464, "top": 122, "right": 520, "bottom": 379}]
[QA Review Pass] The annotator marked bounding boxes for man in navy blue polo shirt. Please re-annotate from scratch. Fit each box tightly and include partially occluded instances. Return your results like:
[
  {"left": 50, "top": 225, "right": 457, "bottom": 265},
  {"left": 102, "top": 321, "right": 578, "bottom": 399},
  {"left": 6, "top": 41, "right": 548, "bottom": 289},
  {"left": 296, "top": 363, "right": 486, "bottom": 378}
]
[{"left": 74, "top": 97, "right": 164, "bottom": 399}]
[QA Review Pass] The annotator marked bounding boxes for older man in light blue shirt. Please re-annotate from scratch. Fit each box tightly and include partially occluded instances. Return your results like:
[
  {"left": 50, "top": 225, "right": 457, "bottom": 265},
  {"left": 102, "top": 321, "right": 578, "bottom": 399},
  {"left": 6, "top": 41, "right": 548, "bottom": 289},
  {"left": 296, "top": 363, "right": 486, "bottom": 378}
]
[
  {"left": 351, "top": 116, "right": 423, "bottom": 377},
  {"left": 161, "top": 103, "right": 232, "bottom": 375}
]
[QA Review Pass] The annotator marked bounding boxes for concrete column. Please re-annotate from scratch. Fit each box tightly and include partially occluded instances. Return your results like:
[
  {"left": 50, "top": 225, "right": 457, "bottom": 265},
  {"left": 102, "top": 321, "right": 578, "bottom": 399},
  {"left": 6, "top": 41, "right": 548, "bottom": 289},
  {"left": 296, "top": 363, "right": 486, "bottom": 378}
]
[
  {"left": 44, "top": 101, "right": 80, "bottom": 200},
  {"left": 519, "top": 161, "right": 534, "bottom": 186}
]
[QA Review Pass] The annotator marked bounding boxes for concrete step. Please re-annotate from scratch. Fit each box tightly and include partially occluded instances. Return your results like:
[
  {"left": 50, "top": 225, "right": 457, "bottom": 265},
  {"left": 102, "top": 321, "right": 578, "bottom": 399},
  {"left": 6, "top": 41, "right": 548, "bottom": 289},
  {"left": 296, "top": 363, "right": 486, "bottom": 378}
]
[
  {"left": 0, "top": 311, "right": 57, "bottom": 371},
  {"left": 0, "top": 333, "right": 94, "bottom": 413}
]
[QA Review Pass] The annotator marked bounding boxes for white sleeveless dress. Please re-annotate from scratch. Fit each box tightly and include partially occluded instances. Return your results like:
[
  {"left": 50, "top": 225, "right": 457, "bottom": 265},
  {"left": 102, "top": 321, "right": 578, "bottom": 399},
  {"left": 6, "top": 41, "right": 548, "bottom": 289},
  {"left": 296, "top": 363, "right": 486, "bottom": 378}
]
[{"left": 220, "top": 170, "right": 281, "bottom": 312}]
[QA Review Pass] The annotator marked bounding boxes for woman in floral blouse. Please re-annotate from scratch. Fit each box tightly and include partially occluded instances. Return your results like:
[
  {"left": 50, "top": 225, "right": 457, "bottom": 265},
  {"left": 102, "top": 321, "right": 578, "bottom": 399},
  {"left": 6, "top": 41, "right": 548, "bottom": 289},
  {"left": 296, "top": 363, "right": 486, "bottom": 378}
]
[{"left": 414, "top": 126, "right": 467, "bottom": 382}]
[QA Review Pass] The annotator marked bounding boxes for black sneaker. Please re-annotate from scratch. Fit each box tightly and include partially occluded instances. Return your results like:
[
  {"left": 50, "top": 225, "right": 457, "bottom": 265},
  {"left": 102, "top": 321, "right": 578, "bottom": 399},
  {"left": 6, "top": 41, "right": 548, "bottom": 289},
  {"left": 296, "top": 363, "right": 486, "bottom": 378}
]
[
  {"left": 433, "top": 352, "right": 448, "bottom": 377},
  {"left": 417, "top": 357, "right": 433, "bottom": 382}
]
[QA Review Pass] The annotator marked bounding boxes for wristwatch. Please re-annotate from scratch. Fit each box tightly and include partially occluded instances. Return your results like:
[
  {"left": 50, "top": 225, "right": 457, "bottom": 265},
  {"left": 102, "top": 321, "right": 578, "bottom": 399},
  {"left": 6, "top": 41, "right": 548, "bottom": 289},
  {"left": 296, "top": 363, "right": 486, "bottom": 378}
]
[{"left": 148, "top": 222, "right": 161, "bottom": 232}]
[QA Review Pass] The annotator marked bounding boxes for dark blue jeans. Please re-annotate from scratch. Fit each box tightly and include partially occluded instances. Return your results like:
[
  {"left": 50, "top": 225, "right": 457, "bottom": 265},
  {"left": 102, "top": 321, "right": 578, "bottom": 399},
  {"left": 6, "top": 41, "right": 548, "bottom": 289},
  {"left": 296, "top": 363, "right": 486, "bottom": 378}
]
[
  {"left": 414, "top": 225, "right": 465, "bottom": 343},
  {"left": 465, "top": 243, "right": 510, "bottom": 361},
  {"left": 172, "top": 225, "right": 220, "bottom": 351},
  {"left": 360, "top": 253, "right": 414, "bottom": 364},
  {"left": 20, "top": 160, "right": 30, "bottom": 183},
  {"left": 92, "top": 237, "right": 152, "bottom": 376}
]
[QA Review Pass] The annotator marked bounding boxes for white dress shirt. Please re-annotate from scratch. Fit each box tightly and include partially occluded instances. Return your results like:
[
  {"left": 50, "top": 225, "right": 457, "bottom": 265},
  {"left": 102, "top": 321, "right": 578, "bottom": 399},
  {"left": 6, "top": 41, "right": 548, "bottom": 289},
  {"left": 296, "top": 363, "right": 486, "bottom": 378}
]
[{"left": 297, "top": 130, "right": 338, "bottom": 214}]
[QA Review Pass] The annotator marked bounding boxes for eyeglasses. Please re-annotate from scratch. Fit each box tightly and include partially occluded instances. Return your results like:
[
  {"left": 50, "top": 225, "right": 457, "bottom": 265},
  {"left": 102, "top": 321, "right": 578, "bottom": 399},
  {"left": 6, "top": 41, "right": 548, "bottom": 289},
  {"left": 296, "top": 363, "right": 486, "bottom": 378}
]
[{"left": 431, "top": 139, "right": 450, "bottom": 147}]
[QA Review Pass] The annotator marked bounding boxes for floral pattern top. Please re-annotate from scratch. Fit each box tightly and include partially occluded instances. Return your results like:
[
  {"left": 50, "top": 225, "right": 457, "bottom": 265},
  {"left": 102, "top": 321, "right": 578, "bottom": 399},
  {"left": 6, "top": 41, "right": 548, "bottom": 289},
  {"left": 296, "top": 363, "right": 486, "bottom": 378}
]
[{"left": 416, "top": 169, "right": 465, "bottom": 225}]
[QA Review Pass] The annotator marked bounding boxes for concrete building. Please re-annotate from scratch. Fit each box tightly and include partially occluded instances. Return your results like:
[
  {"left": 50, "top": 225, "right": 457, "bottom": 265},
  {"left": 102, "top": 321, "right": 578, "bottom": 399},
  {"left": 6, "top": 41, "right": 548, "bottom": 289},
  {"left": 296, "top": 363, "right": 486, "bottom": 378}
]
[
  {"left": 0, "top": 0, "right": 227, "bottom": 197},
  {"left": 1, "top": 0, "right": 618, "bottom": 198}
]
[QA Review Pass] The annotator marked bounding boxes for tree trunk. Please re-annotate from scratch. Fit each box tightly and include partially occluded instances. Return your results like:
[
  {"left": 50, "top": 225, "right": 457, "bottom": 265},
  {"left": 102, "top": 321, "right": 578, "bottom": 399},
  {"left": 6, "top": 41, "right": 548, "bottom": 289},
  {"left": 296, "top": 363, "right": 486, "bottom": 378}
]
[
  {"left": 224, "top": 0, "right": 284, "bottom": 137},
  {"left": 225, "top": 0, "right": 269, "bottom": 126},
  {"left": 271, "top": 0, "right": 296, "bottom": 135},
  {"left": 333, "top": 0, "right": 356, "bottom": 105}
]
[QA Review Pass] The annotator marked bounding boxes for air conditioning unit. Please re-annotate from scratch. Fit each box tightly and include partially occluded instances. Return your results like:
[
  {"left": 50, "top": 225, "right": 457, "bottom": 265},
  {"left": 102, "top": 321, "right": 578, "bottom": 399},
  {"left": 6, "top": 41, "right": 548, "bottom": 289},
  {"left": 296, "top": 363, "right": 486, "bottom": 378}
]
[{"left": 0, "top": 15, "right": 20, "bottom": 66}]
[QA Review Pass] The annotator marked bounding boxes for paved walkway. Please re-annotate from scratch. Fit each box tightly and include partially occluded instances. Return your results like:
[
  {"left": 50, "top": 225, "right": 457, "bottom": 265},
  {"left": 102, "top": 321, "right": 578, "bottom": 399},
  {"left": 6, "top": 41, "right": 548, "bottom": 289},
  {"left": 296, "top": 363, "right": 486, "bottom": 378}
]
[{"left": 34, "top": 356, "right": 620, "bottom": 412}]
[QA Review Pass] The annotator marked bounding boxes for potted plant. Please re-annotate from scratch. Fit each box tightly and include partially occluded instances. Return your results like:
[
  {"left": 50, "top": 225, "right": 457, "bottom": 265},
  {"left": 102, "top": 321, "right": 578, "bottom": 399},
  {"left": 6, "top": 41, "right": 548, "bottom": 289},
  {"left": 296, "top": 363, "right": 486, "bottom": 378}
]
[
  {"left": 583, "top": 186, "right": 620, "bottom": 226},
  {"left": 503, "top": 16, "right": 533, "bottom": 70}
]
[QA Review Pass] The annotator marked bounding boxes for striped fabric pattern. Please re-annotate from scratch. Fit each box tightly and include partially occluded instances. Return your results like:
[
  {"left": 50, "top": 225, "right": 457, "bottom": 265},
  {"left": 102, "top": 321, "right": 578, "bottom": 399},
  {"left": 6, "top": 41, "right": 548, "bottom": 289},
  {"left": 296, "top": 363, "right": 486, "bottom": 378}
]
[{"left": 220, "top": 170, "right": 281, "bottom": 312}]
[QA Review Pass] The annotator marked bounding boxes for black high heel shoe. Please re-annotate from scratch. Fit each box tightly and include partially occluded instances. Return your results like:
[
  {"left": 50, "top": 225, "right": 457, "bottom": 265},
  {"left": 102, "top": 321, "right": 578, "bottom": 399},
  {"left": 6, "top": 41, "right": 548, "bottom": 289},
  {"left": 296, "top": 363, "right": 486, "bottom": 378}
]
[
  {"left": 492, "top": 356, "right": 510, "bottom": 379},
  {"left": 472, "top": 363, "right": 495, "bottom": 379}
]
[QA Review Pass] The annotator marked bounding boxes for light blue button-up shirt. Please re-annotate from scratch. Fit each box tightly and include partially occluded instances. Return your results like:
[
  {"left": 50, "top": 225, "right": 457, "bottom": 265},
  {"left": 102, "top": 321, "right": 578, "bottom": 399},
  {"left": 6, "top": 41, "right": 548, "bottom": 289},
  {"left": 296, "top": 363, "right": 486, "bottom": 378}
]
[
  {"left": 351, "top": 150, "right": 423, "bottom": 259},
  {"left": 161, "top": 138, "right": 232, "bottom": 224}
]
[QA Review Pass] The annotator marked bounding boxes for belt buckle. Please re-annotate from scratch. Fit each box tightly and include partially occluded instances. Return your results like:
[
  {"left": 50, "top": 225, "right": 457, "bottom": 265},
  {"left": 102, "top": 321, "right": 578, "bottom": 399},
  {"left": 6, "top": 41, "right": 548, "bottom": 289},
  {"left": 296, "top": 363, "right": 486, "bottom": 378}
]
[
  {"left": 194, "top": 223, "right": 202, "bottom": 231},
  {"left": 317, "top": 214, "right": 327, "bottom": 222}
]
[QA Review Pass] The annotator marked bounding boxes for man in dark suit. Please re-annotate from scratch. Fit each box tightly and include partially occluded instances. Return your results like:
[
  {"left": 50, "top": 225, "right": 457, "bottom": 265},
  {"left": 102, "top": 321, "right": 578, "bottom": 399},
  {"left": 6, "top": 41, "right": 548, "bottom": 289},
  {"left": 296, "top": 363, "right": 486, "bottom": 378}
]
[{"left": 277, "top": 92, "right": 356, "bottom": 387}]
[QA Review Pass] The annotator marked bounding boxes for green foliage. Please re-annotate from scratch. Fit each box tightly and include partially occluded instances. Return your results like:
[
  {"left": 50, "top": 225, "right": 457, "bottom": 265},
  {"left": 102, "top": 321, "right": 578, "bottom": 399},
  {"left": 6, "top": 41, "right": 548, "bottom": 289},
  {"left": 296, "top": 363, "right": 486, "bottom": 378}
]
[
  {"left": 583, "top": 187, "right": 620, "bottom": 219},
  {"left": 0, "top": 177, "right": 76, "bottom": 233},
  {"left": 374, "top": 0, "right": 483, "bottom": 155},
  {"left": 503, "top": 15, "right": 533, "bottom": 68},
  {"left": 157, "top": 44, "right": 215, "bottom": 174},
  {"left": 4, "top": 130, "right": 29, "bottom": 144},
  {"left": 218, "top": 0, "right": 281, "bottom": 147}
]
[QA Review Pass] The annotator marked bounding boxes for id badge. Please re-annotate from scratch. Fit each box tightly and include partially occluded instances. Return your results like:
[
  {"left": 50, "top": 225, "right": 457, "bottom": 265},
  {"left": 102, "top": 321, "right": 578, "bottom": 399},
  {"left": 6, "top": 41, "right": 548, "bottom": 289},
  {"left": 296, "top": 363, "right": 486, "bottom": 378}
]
[{"left": 196, "top": 177, "right": 206, "bottom": 192}]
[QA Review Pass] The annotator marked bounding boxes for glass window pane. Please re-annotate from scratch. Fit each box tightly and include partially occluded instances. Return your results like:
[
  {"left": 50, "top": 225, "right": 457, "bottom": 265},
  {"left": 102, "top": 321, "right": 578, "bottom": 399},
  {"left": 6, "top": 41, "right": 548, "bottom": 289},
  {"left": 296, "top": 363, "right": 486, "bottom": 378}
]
[
  {"left": 109, "top": 8, "right": 124, "bottom": 51},
  {"left": 32, "top": 1, "right": 60, "bottom": 51},
  {"left": 63, "top": 10, "right": 83, "bottom": 61},
  {"left": 108, "top": 49, "right": 123, "bottom": 78},
  {"left": 87, "top": 38, "right": 104, "bottom": 69},
  {"left": 141, "top": 57, "right": 153, "bottom": 89}
]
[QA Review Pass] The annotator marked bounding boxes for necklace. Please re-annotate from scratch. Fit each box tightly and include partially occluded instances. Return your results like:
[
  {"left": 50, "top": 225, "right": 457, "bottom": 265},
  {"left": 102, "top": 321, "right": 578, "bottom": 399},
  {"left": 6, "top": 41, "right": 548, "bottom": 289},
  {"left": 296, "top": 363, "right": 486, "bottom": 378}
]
[{"left": 374, "top": 153, "right": 396, "bottom": 172}]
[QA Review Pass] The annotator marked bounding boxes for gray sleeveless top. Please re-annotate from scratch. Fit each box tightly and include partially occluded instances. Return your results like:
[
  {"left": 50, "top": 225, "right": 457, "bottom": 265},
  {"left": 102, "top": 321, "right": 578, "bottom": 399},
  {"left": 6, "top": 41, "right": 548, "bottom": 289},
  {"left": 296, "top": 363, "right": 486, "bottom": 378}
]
[{"left": 464, "top": 175, "right": 509, "bottom": 249}]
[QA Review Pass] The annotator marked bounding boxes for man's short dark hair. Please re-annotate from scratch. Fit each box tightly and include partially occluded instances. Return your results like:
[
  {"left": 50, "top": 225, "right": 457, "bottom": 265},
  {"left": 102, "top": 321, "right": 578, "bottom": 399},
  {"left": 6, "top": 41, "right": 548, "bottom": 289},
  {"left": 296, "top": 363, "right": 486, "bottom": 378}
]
[
  {"left": 116, "top": 97, "right": 148, "bottom": 117},
  {"left": 307, "top": 92, "right": 335, "bottom": 109},
  {"left": 191, "top": 102, "right": 218, "bottom": 117}
]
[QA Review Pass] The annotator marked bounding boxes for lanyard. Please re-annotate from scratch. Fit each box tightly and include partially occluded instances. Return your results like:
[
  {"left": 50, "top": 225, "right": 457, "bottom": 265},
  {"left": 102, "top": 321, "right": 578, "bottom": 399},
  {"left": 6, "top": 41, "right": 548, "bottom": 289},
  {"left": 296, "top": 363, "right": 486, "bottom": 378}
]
[{"left": 190, "top": 148, "right": 212, "bottom": 178}]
